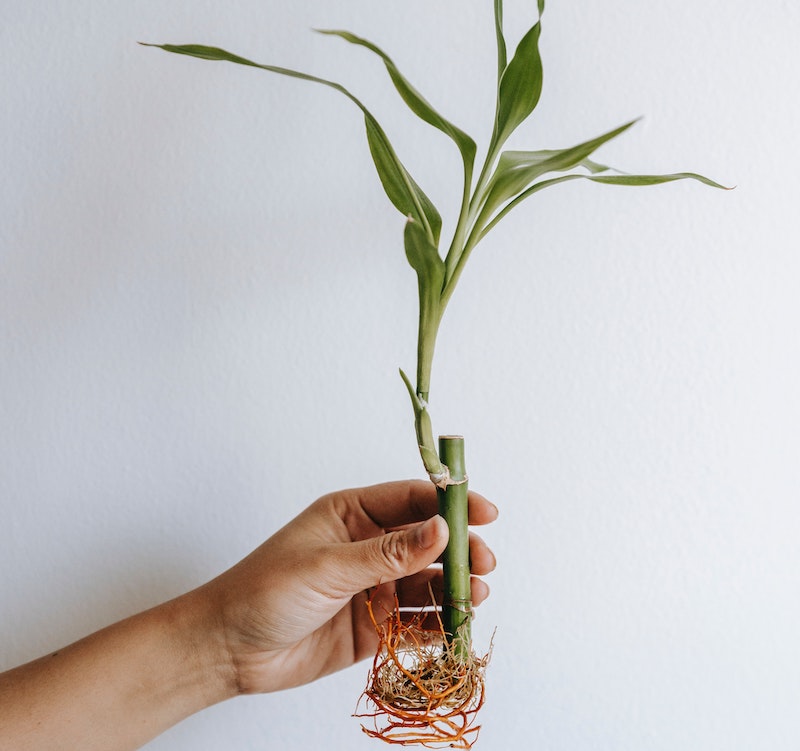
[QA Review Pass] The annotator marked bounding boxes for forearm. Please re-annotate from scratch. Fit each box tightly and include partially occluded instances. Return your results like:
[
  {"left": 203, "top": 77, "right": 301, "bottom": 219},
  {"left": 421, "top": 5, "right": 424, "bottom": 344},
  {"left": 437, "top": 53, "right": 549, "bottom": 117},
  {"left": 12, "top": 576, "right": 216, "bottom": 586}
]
[{"left": 0, "top": 589, "right": 237, "bottom": 751}]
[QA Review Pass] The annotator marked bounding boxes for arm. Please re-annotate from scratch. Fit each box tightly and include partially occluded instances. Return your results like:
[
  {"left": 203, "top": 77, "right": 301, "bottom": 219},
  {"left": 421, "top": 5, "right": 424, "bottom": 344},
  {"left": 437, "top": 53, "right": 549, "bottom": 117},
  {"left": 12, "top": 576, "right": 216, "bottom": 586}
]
[
  {"left": 0, "top": 592, "right": 231, "bottom": 750},
  {"left": 0, "top": 480, "right": 498, "bottom": 751}
]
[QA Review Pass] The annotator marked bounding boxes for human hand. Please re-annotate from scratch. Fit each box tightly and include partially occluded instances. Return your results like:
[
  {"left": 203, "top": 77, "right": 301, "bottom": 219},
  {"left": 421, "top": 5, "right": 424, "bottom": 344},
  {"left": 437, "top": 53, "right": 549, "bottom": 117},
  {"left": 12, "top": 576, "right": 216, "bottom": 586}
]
[
  {"left": 201, "top": 479, "right": 498, "bottom": 694},
  {"left": 0, "top": 480, "right": 497, "bottom": 751}
]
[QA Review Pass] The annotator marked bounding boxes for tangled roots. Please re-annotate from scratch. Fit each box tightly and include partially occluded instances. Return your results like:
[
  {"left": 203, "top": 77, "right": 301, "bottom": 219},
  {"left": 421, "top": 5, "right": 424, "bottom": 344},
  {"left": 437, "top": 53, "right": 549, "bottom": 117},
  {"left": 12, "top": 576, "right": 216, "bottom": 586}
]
[{"left": 355, "top": 593, "right": 491, "bottom": 748}]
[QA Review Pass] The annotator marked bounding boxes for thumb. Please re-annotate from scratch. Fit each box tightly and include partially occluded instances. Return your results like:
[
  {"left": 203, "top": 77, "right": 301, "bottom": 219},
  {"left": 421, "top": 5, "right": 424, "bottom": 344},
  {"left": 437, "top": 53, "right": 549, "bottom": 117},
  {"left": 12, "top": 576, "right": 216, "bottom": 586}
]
[{"left": 336, "top": 515, "right": 449, "bottom": 594}]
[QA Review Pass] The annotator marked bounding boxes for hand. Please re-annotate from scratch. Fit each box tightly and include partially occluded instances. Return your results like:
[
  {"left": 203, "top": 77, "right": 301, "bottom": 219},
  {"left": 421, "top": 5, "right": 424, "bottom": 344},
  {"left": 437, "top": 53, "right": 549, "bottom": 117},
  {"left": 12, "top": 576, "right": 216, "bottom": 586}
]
[
  {"left": 0, "top": 479, "right": 497, "bottom": 751},
  {"left": 202, "top": 479, "right": 498, "bottom": 694}
]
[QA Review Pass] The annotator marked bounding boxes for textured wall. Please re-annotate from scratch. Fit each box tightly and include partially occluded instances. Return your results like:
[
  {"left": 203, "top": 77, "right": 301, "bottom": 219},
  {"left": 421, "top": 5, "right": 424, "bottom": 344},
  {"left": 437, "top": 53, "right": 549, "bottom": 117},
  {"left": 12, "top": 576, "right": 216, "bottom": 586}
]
[{"left": 2, "top": 1, "right": 798, "bottom": 749}]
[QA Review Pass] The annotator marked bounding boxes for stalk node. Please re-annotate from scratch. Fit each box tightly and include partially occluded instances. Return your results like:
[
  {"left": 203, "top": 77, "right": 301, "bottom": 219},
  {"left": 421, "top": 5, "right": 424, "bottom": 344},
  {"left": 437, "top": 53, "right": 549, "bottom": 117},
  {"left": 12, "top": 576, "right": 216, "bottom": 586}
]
[{"left": 427, "top": 466, "right": 451, "bottom": 490}]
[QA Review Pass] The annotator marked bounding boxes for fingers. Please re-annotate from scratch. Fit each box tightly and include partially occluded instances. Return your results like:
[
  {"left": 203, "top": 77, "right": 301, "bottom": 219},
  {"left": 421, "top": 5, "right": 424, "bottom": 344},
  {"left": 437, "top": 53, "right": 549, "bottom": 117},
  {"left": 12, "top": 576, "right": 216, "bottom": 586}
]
[
  {"left": 350, "top": 479, "right": 499, "bottom": 531},
  {"left": 438, "top": 531, "right": 495, "bottom": 575},
  {"left": 396, "top": 571, "right": 491, "bottom": 609},
  {"left": 465, "top": 491, "right": 500, "bottom": 527},
  {"left": 395, "top": 529, "right": 496, "bottom": 608},
  {"left": 313, "top": 480, "right": 498, "bottom": 604}
]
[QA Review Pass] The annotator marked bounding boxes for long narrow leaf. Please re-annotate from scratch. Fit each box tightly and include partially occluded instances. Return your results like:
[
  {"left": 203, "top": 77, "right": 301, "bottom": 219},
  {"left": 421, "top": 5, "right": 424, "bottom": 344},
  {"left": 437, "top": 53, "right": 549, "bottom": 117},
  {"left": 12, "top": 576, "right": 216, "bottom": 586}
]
[
  {"left": 494, "top": 0, "right": 507, "bottom": 83},
  {"left": 316, "top": 29, "right": 477, "bottom": 178},
  {"left": 501, "top": 151, "right": 612, "bottom": 174},
  {"left": 587, "top": 173, "right": 729, "bottom": 188},
  {"left": 142, "top": 42, "right": 442, "bottom": 243},
  {"left": 476, "top": 120, "right": 637, "bottom": 232},
  {"left": 480, "top": 171, "right": 730, "bottom": 239},
  {"left": 492, "top": 16, "right": 544, "bottom": 150}
]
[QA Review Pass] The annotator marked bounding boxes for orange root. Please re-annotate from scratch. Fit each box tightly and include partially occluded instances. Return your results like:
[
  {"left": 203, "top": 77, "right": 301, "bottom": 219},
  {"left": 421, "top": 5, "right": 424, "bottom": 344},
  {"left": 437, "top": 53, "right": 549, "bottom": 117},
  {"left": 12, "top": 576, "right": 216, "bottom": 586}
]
[{"left": 355, "top": 592, "right": 490, "bottom": 749}]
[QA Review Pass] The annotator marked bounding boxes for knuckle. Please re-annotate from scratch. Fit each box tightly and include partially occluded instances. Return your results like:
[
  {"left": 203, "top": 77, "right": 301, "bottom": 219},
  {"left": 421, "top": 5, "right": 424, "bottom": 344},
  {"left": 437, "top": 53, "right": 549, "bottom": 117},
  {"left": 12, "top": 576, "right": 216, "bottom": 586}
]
[{"left": 377, "top": 532, "right": 408, "bottom": 577}]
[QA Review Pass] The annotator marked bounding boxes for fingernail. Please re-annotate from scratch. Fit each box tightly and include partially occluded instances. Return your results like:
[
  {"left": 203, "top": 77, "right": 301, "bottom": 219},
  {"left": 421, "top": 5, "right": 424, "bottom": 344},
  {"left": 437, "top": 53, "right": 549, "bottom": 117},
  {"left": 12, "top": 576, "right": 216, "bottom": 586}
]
[{"left": 414, "top": 516, "right": 444, "bottom": 550}]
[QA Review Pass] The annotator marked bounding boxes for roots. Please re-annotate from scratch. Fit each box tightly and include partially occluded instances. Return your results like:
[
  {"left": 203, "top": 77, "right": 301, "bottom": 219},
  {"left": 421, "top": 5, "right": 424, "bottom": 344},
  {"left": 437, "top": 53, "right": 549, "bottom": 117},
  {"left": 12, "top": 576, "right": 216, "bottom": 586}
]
[{"left": 355, "top": 592, "right": 491, "bottom": 749}]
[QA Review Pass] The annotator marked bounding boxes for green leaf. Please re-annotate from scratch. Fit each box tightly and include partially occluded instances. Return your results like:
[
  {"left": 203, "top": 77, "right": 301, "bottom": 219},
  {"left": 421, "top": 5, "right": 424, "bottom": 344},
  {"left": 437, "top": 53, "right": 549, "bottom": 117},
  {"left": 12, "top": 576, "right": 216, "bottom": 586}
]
[
  {"left": 405, "top": 216, "right": 445, "bottom": 287},
  {"left": 316, "top": 29, "right": 476, "bottom": 179},
  {"left": 364, "top": 118, "right": 442, "bottom": 244},
  {"left": 141, "top": 42, "right": 442, "bottom": 243},
  {"left": 399, "top": 368, "right": 444, "bottom": 480},
  {"left": 404, "top": 218, "right": 445, "bottom": 398},
  {"left": 585, "top": 173, "right": 730, "bottom": 188},
  {"left": 477, "top": 120, "right": 637, "bottom": 231},
  {"left": 493, "top": 0, "right": 507, "bottom": 83},
  {"left": 492, "top": 15, "right": 544, "bottom": 149},
  {"left": 582, "top": 158, "right": 613, "bottom": 174},
  {"left": 480, "top": 171, "right": 731, "bottom": 239},
  {"left": 404, "top": 217, "right": 445, "bottom": 333}
]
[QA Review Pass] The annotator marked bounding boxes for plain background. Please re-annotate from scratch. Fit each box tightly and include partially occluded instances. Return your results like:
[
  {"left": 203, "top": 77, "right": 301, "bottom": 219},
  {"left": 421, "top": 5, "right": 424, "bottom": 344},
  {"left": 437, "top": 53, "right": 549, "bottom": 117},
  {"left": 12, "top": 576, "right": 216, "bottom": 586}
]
[{"left": 2, "top": 1, "right": 799, "bottom": 749}]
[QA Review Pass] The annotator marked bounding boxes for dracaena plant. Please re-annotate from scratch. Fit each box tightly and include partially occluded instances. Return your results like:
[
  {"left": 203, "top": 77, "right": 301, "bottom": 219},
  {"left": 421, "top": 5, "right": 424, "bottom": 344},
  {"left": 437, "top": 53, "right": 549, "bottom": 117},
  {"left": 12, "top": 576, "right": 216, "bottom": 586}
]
[{"left": 145, "top": 1, "right": 725, "bottom": 746}]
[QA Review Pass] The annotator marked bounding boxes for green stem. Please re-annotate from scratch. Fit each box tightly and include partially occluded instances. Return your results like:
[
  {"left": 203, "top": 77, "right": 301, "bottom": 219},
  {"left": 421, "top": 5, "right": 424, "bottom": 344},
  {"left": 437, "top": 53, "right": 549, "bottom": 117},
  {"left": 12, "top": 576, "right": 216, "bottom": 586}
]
[
  {"left": 439, "top": 227, "right": 480, "bottom": 312},
  {"left": 436, "top": 435, "right": 472, "bottom": 659},
  {"left": 444, "top": 146, "right": 496, "bottom": 283},
  {"left": 443, "top": 165, "right": 476, "bottom": 284},
  {"left": 416, "top": 307, "right": 442, "bottom": 402}
]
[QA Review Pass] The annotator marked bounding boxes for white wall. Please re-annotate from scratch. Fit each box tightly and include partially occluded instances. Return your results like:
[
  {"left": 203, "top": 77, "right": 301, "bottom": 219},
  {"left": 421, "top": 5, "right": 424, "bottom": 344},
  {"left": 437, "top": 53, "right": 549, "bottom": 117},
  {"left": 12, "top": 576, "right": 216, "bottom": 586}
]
[{"left": 2, "top": 1, "right": 798, "bottom": 749}]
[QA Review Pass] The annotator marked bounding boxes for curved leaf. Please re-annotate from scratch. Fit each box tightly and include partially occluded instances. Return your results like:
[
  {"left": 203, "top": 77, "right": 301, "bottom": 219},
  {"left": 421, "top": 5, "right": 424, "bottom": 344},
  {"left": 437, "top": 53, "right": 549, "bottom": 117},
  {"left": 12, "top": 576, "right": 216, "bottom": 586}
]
[
  {"left": 141, "top": 42, "right": 442, "bottom": 243},
  {"left": 480, "top": 171, "right": 731, "bottom": 239},
  {"left": 363, "top": 118, "right": 442, "bottom": 244},
  {"left": 476, "top": 120, "right": 637, "bottom": 232},
  {"left": 492, "top": 16, "right": 544, "bottom": 150},
  {"left": 586, "top": 173, "right": 730, "bottom": 188},
  {"left": 582, "top": 157, "right": 613, "bottom": 174},
  {"left": 399, "top": 368, "right": 443, "bottom": 480},
  {"left": 316, "top": 29, "right": 476, "bottom": 178}
]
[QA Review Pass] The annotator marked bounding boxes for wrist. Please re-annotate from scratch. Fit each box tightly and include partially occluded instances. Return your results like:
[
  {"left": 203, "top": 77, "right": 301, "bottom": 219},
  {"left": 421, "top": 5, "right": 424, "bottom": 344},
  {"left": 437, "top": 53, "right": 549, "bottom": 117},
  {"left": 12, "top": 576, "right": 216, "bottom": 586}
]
[{"left": 166, "top": 586, "right": 241, "bottom": 707}]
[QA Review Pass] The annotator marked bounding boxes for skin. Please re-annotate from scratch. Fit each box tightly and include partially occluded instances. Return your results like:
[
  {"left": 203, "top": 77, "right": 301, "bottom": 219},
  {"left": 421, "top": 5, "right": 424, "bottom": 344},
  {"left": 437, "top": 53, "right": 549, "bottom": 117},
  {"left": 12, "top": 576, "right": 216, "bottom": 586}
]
[{"left": 0, "top": 479, "right": 498, "bottom": 751}]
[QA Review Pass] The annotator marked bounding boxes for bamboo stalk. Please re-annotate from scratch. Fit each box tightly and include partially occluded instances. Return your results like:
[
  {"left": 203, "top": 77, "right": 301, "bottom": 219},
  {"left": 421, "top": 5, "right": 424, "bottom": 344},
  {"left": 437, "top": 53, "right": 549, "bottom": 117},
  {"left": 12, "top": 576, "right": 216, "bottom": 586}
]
[{"left": 436, "top": 435, "right": 472, "bottom": 659}]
